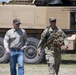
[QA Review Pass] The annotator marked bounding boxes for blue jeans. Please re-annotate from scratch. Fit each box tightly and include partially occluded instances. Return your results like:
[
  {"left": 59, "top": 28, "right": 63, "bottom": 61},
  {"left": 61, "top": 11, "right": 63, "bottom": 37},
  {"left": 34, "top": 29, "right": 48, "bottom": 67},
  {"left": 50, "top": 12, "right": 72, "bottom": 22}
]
[{"left": 10, "top": 49, "right": 24, "bottom": 75}]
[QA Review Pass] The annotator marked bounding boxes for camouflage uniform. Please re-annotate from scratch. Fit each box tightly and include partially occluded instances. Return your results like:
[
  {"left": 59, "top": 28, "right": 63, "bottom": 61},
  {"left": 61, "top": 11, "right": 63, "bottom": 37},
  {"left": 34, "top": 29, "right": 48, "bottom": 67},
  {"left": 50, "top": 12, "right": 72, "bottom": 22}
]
[{"left": 37, "top": 24, "right": 68, "bottom": 75}]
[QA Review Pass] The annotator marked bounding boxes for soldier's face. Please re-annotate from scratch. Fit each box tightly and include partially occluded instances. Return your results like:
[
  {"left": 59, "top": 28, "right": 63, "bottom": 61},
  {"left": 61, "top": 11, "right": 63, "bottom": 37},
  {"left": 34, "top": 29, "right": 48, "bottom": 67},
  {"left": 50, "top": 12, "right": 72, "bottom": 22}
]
[{"left": 50, "top": 22, "right": 56, "bottom": 29}]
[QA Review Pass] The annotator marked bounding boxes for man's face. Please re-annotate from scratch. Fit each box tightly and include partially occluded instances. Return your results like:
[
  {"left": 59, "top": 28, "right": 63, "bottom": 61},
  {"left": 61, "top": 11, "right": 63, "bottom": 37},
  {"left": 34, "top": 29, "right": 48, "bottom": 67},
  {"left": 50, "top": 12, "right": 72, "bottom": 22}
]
[
  {"left": 50, "top": 21, "right": 56, "bottom": 29},
  {"left": 13, "top": 23, "right": 20, "bottom": 30}
]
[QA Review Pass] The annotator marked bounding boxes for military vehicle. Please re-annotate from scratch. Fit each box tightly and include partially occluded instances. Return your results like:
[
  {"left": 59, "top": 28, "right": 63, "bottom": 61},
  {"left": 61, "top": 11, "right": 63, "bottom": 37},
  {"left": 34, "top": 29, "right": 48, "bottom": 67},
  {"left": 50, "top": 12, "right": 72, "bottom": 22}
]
[{"left": 0, "top": 0, "right": 76, "bottom": 64}]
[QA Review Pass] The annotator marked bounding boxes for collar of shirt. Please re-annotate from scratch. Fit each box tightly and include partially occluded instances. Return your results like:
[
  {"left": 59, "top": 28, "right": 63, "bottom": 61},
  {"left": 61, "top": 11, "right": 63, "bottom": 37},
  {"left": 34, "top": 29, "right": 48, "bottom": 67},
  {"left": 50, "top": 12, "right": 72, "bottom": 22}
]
[
  {"left": 12, "top": 28, "right": 20, "bottom": 32},
  {"left": 49, "top": 26, "right": 58, "bottom": 31}
]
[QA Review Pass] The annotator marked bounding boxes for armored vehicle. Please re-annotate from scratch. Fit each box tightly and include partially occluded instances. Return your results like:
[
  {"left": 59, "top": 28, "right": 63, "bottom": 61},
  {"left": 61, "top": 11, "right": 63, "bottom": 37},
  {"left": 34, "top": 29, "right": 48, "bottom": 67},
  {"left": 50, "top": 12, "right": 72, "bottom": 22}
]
[{"left": 0, "top": 0, "right": 76, "bottom": 63}]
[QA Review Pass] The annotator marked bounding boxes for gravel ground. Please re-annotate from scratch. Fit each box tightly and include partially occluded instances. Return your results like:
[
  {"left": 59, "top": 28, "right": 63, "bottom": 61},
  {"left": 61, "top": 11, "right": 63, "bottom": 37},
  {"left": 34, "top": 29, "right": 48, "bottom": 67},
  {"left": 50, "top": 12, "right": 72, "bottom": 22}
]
[{"left": 0, "top": 64, "right": 76, "bottom": 75}]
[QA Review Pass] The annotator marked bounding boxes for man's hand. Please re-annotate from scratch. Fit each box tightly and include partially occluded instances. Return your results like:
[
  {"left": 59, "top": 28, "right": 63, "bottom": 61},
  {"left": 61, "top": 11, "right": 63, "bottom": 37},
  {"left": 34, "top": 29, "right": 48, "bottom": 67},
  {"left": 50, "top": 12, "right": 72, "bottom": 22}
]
[
  {"left": 6, "top": 49, "right": 10, "bottom": 54},
  {"left": 61, "top": 45, "right": 68, "bottom": 50},
  {"left": 21, "top": 46, "right": 26, "bottom": 50},
  {"left": 37, "top": 51, "right": 41, "bottom": 56},
  {"left": 21, "top": 47, "right": 25, "bottom": 50},
  {"left": 21, "top": 47, "right": 24, "bottom": 50}
]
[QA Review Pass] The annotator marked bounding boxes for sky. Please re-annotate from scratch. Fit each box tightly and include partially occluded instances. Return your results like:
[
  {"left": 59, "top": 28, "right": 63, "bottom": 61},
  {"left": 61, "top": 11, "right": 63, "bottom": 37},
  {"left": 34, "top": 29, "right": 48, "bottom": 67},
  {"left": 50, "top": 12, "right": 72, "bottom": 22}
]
[{"left": 0, "top": 0, "right": 11, "bottom": 3}]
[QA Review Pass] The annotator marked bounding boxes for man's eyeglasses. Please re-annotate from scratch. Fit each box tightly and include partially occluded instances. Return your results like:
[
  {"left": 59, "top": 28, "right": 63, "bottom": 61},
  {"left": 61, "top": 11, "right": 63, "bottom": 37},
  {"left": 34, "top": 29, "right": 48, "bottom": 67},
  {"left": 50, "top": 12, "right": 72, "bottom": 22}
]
[{"left": 16, "top": 23, "right": 20, "bottom": 25}]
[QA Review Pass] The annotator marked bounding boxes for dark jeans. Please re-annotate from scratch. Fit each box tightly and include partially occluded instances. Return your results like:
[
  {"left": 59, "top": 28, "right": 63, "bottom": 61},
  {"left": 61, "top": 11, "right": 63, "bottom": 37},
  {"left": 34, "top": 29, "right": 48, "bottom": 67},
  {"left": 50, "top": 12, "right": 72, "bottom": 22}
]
[{"left": 10, "top": 49, "right": 24, "bottom": 75}]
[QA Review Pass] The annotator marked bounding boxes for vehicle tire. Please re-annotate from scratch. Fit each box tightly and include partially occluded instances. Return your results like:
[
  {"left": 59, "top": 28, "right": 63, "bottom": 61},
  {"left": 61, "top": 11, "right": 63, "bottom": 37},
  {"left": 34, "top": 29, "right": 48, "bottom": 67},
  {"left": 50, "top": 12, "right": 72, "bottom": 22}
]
[
  {"left": 0, "top": 37, "right": 9, "bottom": 63},
  {"left": 24, "top": 37, "right": 44, "bottom": 64}
]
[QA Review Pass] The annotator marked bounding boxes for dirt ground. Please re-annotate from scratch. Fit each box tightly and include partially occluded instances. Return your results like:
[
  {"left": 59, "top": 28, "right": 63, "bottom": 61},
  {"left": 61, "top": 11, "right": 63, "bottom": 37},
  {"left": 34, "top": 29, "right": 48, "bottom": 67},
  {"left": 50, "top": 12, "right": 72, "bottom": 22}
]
[{"left": 0, "top": 64, "right": 76, "bottom": 75}]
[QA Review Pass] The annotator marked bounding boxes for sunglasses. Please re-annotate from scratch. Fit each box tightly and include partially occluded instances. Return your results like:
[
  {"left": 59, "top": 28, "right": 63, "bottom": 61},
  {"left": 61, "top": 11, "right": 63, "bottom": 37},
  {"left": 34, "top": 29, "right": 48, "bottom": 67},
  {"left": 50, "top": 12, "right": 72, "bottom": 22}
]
[{"left": 16, "top": 23, "right": 20, "bottom": 25}]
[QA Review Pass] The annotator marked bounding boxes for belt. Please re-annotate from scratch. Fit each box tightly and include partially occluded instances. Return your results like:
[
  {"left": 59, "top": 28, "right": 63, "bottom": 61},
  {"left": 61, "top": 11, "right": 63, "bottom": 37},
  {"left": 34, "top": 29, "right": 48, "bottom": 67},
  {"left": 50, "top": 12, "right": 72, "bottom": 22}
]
[{"left": 10, "top": 48, "right": 21, "bottom": 50}]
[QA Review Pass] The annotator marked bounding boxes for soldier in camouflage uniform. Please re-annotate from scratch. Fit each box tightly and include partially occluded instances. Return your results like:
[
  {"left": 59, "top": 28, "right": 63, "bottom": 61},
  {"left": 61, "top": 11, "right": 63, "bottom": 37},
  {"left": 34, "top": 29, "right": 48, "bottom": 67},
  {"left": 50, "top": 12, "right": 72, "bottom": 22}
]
[{"left": 37, "top": 17, "right": 68, "bottom": 75}]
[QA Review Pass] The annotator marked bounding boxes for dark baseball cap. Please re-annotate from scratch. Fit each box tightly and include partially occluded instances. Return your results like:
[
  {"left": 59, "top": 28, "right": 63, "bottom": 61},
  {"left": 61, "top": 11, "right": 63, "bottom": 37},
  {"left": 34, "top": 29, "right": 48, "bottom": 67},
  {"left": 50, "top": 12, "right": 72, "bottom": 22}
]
[
  {"left": 49, "top": 17, "right": 56, "bottom": 22},
  {"left": 13, "top": 19, "right": 21, "bottom": 25}
]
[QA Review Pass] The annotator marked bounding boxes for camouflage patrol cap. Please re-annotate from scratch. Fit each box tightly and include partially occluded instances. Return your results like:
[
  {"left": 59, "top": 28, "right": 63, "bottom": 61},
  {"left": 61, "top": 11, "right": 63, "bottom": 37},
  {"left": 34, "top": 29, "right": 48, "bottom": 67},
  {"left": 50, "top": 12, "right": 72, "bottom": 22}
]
[
  {"left": 49, "top": 17, "right": 56, "bottom": 22},
  {"left": 13, "top": 18, "right": 21, "bottom": 25}
]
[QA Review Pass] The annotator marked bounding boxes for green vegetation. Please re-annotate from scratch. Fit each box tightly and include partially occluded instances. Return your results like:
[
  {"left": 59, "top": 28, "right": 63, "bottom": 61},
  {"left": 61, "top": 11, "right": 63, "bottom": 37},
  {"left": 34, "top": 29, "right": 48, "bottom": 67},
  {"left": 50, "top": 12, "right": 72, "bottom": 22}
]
[
  {"left": 61, "top": 52, "right": 76, "bottom": 65},
  {"left": 62, "top": 53, "right": 76, "bottom": 60}
]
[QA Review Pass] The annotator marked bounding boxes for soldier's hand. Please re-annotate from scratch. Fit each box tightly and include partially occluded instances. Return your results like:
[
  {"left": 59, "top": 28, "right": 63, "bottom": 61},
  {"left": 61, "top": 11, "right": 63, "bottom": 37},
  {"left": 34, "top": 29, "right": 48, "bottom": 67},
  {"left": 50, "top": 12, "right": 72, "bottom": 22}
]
[
  {"left": 61, "top": 45, "right": 68, "bottom": 50},
  {"left": 37, "top": 51, "right": 41, "bottom": 56}
]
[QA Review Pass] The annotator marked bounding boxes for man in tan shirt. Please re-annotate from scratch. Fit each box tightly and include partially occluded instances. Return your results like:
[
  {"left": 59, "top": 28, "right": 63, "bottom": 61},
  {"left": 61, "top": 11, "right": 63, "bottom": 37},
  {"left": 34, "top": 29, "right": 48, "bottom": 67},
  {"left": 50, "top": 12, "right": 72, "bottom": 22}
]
[{"left": 4, "top": 18, "right": 27, "bottom": 75}]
